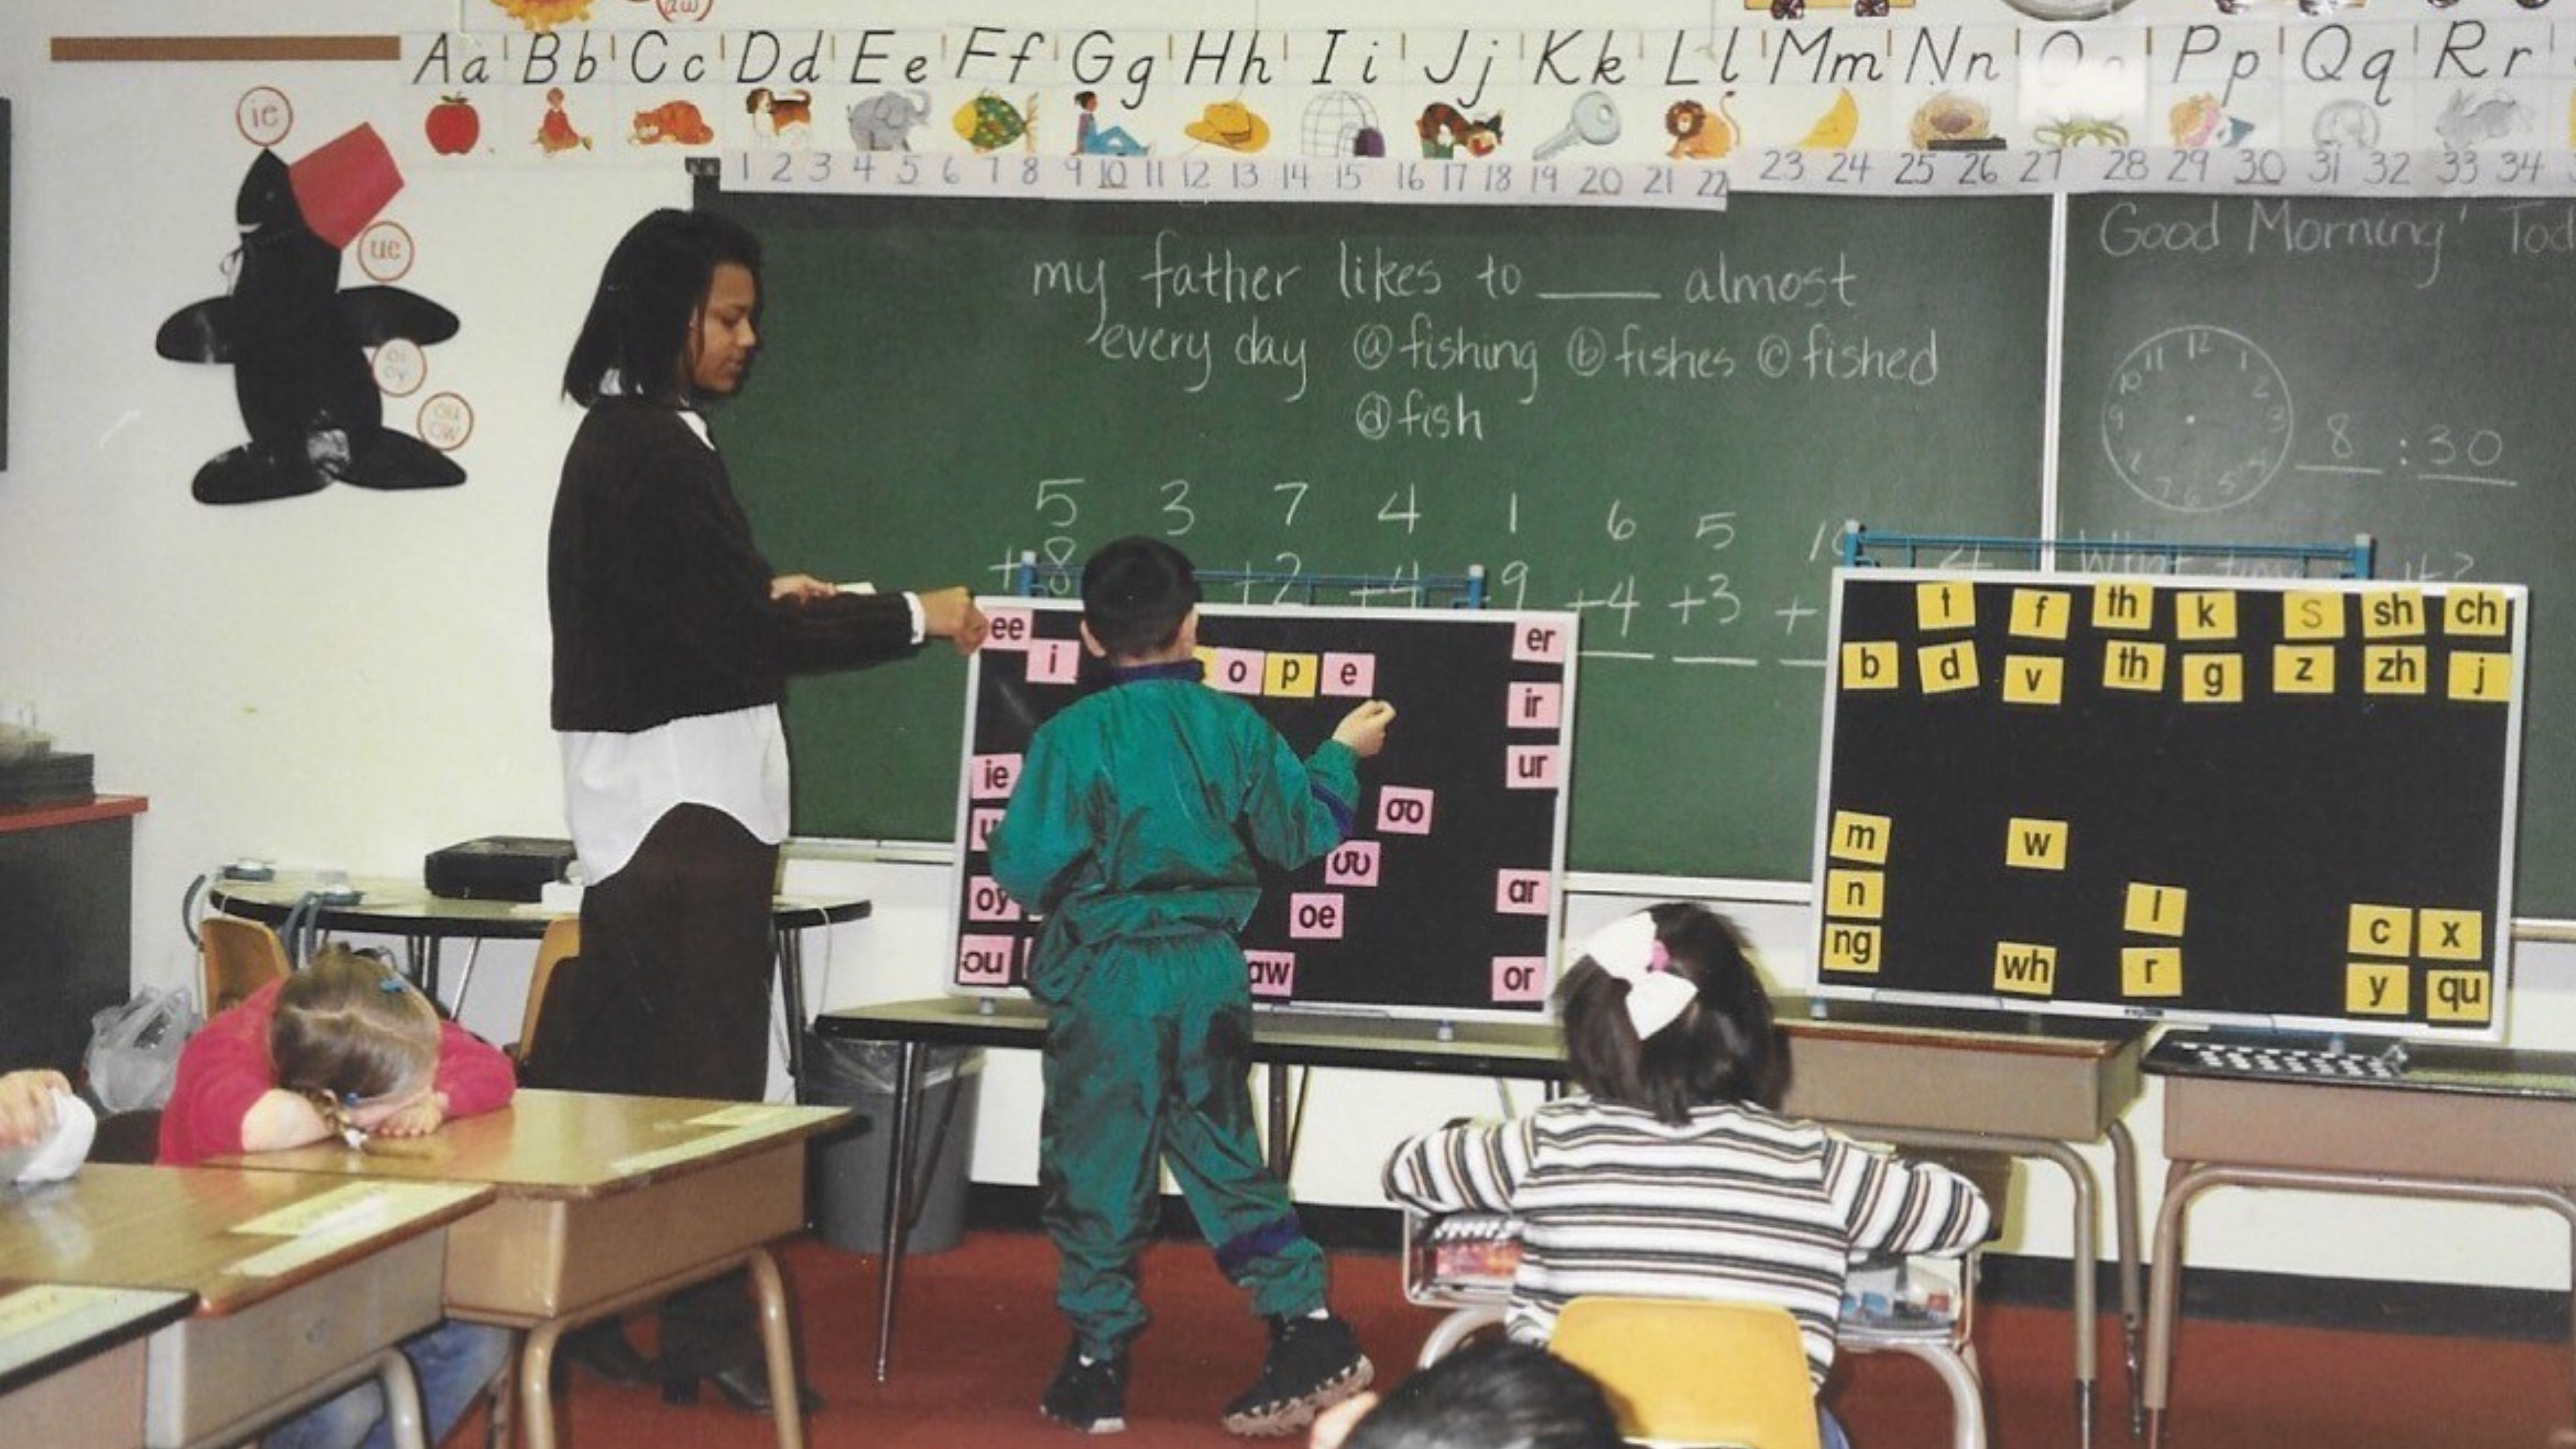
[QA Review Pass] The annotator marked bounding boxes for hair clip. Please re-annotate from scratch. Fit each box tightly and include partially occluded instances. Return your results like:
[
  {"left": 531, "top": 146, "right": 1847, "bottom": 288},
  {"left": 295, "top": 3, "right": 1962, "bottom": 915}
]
[
  {"left": 378, "top": 977, "right": 407, "bottom": 994},
  {"left": 1579, "top": 912, "right": 1696, "bottom": 1039}
]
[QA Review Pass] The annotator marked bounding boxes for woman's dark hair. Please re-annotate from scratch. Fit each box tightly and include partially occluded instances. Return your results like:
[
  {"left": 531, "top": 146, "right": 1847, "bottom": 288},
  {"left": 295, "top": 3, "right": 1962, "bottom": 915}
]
[
  {"left": 1342, "top": 1340, "right": 1622, "bottom": 1449},
  {"left": 562, "top": 207, "right": 763, "bottom": 407},
  {"left": 1556, "top": 903, "right": 1779, "bottom": 1124},
  {"left": 269, "top": 946, "right": 441, "bottom": 1103},
  {"left": 1081, "top": 536, "right": 1202, "bottom": 658}
]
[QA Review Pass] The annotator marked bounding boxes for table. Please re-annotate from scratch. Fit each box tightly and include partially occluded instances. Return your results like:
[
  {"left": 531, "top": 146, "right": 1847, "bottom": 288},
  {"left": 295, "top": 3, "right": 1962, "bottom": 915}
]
[
  {"left": 2141, "top": 1036, "right": 2576, "bottom": 1449},
  {"left": 210, "top": 1089, "right": 850, "bottom": 1449},
  {"left": 0, "top": 1163, "right": 491, "bottom": 1449},
  {"left": 0, "top": 795, "right": 147, "bottom": 1073},
  {"left": 0, "top": 1283, "right": 192, "bottom": 1449},
  {"left": 206, "top": 872, "right": 870, "bottom": 1082},
  {"left": 815, "top": 990, "right": 2149, "bottom": 1446}
]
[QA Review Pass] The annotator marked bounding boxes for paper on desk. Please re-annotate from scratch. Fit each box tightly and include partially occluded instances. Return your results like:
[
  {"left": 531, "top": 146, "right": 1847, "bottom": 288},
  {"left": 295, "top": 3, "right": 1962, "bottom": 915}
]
[
  {"left": 609, "top": 1105, "right": 837, "bottom": 1175},
  {"left": 0, "top": 1285, "right": 185, "bottom": 1371},
  {"left": 223, "top": 1182, "right": 485, "bottom": 1280}
]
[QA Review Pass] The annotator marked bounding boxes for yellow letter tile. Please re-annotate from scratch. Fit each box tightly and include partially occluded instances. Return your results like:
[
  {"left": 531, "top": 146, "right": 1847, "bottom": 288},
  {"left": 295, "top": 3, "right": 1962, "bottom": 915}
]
[
  {"left": 2004, "top": 817, "right": 2068, "bottom": 871},
  {"left": 1915, "top": 580, "right": 1977, "bottom": 631},
  {"left": 1841, "top": 640, "right": 1900, "bottom": 691},
  {"left": 1264, "top": 652, "right": 1321, "bottom": 698},
  {"left": 2419, "top": 909, "right": 2484, "bottom": 962},
  {"left": 1824, "top": 868, "right": 1884, "bottom": 920},
  {"left": 2101, "top": 640, "right": 2167, "bottom": 694},
  {"left": 2179, "top": 653, "right": 2243, "bottom": 704},
  {"left": 2001, "top": 655, "right": 2065, "bottom": 706},
  {"left": 1992, "top": 940, "right": 2059, "bottom": 997},
  {"left": 2122, "top": 946, "right": 2184, "bottom": 998},
  {"left": 2360, "top": 589, "right": 2427, "bottom": 639},
  {"left": 2282, "top": 591, "right": 2346, "bottom": 640},
  {"left": 2175, "top": 591, "right": 2238, "bottom": 641},
  {"left": 2124, "top": 882, "right": 2187, "bottom": 936},
  {"left": 2008, "top": 589, "right": 2072, "bottom": 641},
  {"left": 2345, "top": 962, "right": 2410, "bottom": 1016},
  {"left": 2363, "top": 645, "right": 2428, "bottom": 697},
  {"left": 1919, "top": 640, "right": 1981, "bottom": 694},
  {"left": 2346, "top": 903, "right": 2413, "bottom": 957},
  {"left": 1821, "top": 923, "right": 1883, "bottom": 975},
  {"left": 2091, "top": 581, "right": 2155, "bottom": 632},
  {"left": 2444, "top": 586, "right": 2510, "bottom": 638},
  {"left": 2272, "top": 644, "right": 2336, "bottom": 695},
  {"left": 2446, "top": 652, "right": 2512, "bottom": 704},
  {"left": 2427, "top": 969, "right": 2493, "bottom": 1024},
  {"left": 1829, "top": 810, "right": 1892, "bottom": 865}
]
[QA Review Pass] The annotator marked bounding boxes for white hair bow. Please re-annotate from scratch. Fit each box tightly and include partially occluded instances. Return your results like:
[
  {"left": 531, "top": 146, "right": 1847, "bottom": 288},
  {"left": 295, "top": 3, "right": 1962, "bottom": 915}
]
[{"left": 1581, "top": 912, "right": 1696, "bottom": 1038}]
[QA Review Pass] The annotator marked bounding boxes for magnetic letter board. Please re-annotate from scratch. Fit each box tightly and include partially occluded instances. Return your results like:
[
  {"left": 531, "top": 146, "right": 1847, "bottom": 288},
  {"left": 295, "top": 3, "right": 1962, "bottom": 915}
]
[
  {"left": 952, "top": 601, "right": 1578, "bottom": 1020},
  {"left": 1812, "top": 569, "right": 2526, "bottom": 1040}
]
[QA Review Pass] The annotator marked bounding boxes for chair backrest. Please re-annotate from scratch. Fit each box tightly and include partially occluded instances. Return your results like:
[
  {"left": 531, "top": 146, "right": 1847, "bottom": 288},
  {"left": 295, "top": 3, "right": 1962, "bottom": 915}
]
[
  {"left": 198, "top": 916, "right": 292, "bottom": 1016},
  {"left": 517, "top": 916, "right": 581, "bottom": 1062},
  {"left": 1549, "top": 1296, "right": 1823, "bottom": 1449}
]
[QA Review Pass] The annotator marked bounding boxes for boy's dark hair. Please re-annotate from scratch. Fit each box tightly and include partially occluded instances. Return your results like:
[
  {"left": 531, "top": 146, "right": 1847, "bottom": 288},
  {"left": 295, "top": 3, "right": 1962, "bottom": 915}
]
[
  {"left": 269, "top": 947, "right": 441, "bottom": 1104},
  {"left": 562, "top": 207, "right": 763, "bottom": 408},
  {"left": 1081, "top": 536, "right": 1203, "bottom": 660},
  {"left": 1556, "top": 903, "right": 1780, "bottom": 1124},
  {"left": 1343, "top": 1340, "right": 1622, "bottom": 1449}
]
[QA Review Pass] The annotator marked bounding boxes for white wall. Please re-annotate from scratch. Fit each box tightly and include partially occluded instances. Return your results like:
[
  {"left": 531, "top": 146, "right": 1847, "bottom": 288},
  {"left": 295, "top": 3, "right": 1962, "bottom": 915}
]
[{"left": 0, "top": 1, "right": 2566, "bottom": 1297}]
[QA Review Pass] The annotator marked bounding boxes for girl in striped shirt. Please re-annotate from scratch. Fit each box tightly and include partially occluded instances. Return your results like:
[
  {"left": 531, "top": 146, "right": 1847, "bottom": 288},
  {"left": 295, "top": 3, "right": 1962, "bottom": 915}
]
[{"left": 1381, "top": 904, "right": 1994, "bottom": 1449}]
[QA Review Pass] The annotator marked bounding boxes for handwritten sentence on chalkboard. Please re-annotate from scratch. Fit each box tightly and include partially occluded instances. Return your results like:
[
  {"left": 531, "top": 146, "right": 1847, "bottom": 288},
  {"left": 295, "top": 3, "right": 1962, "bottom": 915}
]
[
  {"left": 1839, "top": 581, "right": 2515, "bottom": 705},
  {"left": 1032, "top": 235, "right": 1933, "bottom": 411}
]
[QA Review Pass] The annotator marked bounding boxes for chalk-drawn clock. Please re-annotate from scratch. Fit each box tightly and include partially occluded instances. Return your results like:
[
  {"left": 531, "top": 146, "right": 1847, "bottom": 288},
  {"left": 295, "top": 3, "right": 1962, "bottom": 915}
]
[{"left": 2102, "top": 324, "right": 2294, "bottom": 514}]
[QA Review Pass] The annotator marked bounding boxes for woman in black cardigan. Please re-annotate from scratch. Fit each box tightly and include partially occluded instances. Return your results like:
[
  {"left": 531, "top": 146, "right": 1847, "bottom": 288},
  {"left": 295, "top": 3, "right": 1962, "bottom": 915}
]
[{"left": 548, "top": 207, "right": 985, "bottom": 1410}]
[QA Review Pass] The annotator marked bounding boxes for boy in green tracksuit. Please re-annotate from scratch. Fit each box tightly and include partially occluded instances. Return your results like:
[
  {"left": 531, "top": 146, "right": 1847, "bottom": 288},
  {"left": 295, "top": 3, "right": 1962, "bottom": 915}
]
[{"left": 990, "top": 536, "right": 1396, "bottom": 1438}]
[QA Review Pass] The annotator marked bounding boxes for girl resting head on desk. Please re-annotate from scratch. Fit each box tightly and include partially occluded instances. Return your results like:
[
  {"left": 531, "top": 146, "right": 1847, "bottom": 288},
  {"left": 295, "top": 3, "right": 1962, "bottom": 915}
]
[
  {"left": 159, "top": 945, "right": 515, "bottom": 1164},
  {"left": 1379, "top": 904, "right": 1996, "bottom": 1449},
  {"left": 158, "top": 946, "right": 515, "bottom": 1449}
]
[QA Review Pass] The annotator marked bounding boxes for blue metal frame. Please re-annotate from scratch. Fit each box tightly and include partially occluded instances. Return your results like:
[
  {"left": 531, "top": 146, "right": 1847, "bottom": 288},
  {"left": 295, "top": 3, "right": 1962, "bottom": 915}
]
[
  {"left": 1012, "top": 551, "right": 1488, "bottom": 607},
  {"left": 1836, "top": 522, "right": 2376, "bottom": 580}
]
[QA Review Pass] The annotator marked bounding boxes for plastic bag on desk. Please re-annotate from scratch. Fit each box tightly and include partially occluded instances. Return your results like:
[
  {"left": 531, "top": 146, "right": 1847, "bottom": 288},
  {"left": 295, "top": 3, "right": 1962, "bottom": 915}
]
[{"left": 83, "top": 987, "right": 201, "bottom": 1113}]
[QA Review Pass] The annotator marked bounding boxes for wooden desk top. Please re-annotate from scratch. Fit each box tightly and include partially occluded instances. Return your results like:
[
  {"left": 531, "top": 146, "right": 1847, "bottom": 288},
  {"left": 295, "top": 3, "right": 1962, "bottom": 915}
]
[
  {"left": 0, "top": 795, "right": 146, "bottom": 836},
  {"left": 0, "top": 1165, "right": 488, "bottom": 1314},
  {"left": 208, "top": 873, "right": 869, "bottom": 941},
  {"left": 0, "top": 1282, "right": 192, "bottom": 1397},
  {"left": 209, "top": 1090, "right": 852, "bottom": 1198}
]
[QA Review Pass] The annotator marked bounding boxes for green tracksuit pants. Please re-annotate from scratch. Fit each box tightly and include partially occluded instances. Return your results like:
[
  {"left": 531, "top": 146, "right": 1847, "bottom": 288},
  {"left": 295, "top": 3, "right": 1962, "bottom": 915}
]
[{"left": 1038, "top": 932, "right": 1326, "bottom": 1359}]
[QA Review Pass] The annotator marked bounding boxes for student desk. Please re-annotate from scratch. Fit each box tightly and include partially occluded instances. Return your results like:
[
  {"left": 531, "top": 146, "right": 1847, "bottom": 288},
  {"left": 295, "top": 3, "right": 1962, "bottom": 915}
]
[
  {"left": 0, "top": 1282, "right": 193, "bottom": 1449},
  {"left": 2141, "top": 1037, "right": 2576, "bottom": 1449},
  {"left": 206, "top": 872, "right": 870, "bottom": 1083},
  {"left": 815, "top": 992, "right": 2149, "bottom": 1445},
  {"left": 210, "top": 1089, "right": 849, "bottom": 1449},
  {"left": 0, "top": 1163, "right": 491, "bottom": 1449}
]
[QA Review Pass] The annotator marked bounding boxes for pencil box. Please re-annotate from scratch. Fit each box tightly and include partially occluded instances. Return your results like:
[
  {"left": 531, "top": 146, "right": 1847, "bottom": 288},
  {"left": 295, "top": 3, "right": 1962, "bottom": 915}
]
[{"left": 425, "top": 835, "right": 576, "bottom": 902}]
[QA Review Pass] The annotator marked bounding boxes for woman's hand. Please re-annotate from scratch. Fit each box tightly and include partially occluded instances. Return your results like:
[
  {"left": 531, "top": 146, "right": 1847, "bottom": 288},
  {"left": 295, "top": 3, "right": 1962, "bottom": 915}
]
[
  {"left": 919, "top": 587, "right": 991, "bottom": 655},
  {"left": 770, "top": 573, "right": 837, "bottom": 603},
  {"left": 1331, "top": 700, "right": 1396, "bottom": 758}
]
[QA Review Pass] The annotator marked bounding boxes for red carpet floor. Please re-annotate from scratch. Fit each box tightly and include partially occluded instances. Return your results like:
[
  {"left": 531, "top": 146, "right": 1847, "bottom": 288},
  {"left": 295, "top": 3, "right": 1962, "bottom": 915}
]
[{"left": 465, "top": 1230, "right": 2573, "bottom": 1448}]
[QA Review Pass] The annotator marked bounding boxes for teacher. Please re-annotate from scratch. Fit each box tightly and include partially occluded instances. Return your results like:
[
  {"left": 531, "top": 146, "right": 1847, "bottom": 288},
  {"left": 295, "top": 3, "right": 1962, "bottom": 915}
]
[{"left": 547, "top": 206, "right": 987, "bottom": 1410}]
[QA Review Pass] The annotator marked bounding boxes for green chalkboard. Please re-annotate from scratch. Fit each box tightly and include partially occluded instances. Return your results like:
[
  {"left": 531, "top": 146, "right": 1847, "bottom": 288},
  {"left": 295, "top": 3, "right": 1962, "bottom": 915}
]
[
  {"left": 700, "top": 179, "right": 2049, "bottom": 879},
  {"left": 2060, "top": 195, "right": 2575, "bottom": 918}
]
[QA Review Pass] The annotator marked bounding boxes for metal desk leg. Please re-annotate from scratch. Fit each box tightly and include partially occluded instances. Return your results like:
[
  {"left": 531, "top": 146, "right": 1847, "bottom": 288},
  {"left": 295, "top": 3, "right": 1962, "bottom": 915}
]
[
  {"left": 748, "top": 1246, "right": 809, "bottom": 1449},
  {"left": 2142, "top": 1158, "right": 2204, "bottom": 1449},
  {"left": 2107, "top": 1118, "right": 2145, "bottom": 1437},
  {"left": 775, "top": 927, "right": 807, "bottom": 1091},
  {"left": 873, "top": 1040, "right": 925, "bottom": 1382},
  {"left": 408, "top": 932, "right": 438, "bottom": 999},
  {"left": 1263, "top": 1064, "right": 1305, "bottom": 1179}
]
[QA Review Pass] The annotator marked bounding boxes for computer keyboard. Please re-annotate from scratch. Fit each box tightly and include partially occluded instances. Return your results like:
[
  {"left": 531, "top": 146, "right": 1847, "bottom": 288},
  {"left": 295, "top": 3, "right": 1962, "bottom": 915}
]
[{"left": 2163, "top": 1035, "right": 2407, "bottom": 1080}]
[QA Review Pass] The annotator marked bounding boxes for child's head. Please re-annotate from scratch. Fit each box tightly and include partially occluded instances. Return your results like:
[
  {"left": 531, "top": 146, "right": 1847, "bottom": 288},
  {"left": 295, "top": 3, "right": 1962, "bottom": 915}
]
[
  {"left": 1555, "top": 904, "right": 1779, "bottom": 1124},
  {"left": 269, "top": 947, "right": 441, "bottom": 1122},
  {"left": 1080, "top": 536, "right": 1202, "bottom": 662},
  {"left": 1328, "top": 1340, "right": 1621, "bottom": 1449}
]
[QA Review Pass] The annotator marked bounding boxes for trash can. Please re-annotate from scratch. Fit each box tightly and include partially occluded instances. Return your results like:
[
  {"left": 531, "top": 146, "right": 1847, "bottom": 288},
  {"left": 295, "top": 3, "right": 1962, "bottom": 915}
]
[{"left": 803, "top": 1035, "right": 985, "bottom": 1255}]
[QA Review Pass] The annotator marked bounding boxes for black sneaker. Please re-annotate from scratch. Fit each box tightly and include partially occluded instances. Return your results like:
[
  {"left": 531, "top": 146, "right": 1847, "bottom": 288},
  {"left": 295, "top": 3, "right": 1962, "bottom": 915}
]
[
  {"left": 1041, "top": 1342, "right": 1128, "bottom": 1433},
  {"left": 1220, "top": 1313, "right": 1374, "bottom": 1437}
]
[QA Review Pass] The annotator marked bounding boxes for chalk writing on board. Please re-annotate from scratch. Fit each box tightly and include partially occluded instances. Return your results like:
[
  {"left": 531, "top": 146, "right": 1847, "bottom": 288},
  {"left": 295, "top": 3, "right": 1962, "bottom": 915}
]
[{"left": 2101, "top": 325, "right": 2293, "bottom": 515}]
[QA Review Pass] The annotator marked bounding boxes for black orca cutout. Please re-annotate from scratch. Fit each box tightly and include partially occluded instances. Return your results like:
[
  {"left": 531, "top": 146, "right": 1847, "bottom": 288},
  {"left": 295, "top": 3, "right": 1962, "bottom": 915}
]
[{"left": 156, "top": 147, "right": 465, "bottom": 504}]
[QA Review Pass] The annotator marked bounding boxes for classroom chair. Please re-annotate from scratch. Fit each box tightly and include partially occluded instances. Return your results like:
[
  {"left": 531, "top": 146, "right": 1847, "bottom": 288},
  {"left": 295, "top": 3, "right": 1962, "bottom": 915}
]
[
  {"left": 514, "top": 917, "right": 581, "bottom": 1064},
  {"left": 1550, "top": 1294, "right": 1825, "bottom": 1449},
  {"left": 199, "top": 914, "right": 292, "bottom": 1015}
]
